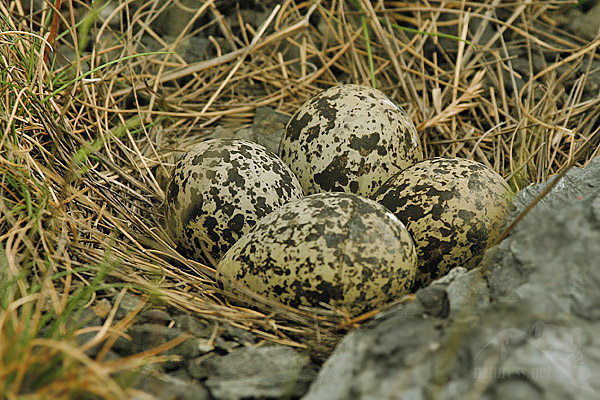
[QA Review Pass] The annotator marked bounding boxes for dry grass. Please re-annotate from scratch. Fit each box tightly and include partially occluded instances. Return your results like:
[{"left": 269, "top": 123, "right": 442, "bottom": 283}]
[{"left": 2, "top": 0, "right": 600, "bottom": 397}]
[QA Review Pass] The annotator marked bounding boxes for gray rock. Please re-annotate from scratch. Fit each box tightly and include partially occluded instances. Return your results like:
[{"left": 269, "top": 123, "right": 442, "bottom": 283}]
[
  {"left": 199, "top": 345, "right": 314, "bottom": 400},
  {"left": 66, "top": 307, "right": 103, "bottom": 357},
  {"left": 208, "top": 107, "right": 288, "bottom": 154},
  {"left": 206, "top": 125, "right": 236, "bottom": 140},
  {"left": 139, "top": 309, "right": 172, "bottom": 325},
  {"left": 221, "top": 321, "right": 259, "bottom": 346},
  {"left": 236, "top": 106, "right": 289, "bottom": 154},
  {"left": 305, "top": 309, "right": 442, "bottom": 400},
  {"left": 188, "top": 353, "right": 216, "bottom": 380},
  {"left": 132, "top": 368, "right": 210, "bottom": 400},
  {"left": 508, "top": 156, "right": 600, "bottom": 212},
  {"left": 114, "top": 292, "right": 148, "bottom": 320},
  {"left": 173, "top": 314, "right": 214, "bottom": 338},
  {"left": 173, "top": 314, "right": 256, "bottom": 354},
  {"left": 563, "top": 2, "right": 600, "bottom": 40},
  {"left": 445, "top": 267, "right": 491, "bottom": 315},
  {"left": 416, "top": 285, "right": 450, "bottom": 318},
  {"left": 419, "top": 266, "right": 491, "bottom": 317},
  {"left": 234, "top": 127, "right": 258, "bottom": 142},
  {"left": 304, "top": 157, "right": 600, "bottom": 400},
  {"left": 113, "top": 323, "right": 201, "bottom": 371}
]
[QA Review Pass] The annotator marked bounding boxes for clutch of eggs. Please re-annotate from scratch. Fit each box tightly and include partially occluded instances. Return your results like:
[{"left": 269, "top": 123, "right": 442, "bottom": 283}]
[
  {"left": 164, "top": 138, "right": 304, "bottom": 265},
  {"left": 373, "top": 157, "right": 514, "bottom": 288},
  {"left": 217, "top": 192, "right": 417, "bottom": 315},
  {"left": 164, "top": 86, "right": 514, "bottom": 315},
  {"left": 279, "top": 84, "right": 423, "bottom": 197}
]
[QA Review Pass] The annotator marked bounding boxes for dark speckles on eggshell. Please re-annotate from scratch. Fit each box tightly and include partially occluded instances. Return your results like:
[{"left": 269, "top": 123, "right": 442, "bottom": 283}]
[
  {"left": 348, "top": 132, "right": 380, "bottom": 157},
  {"left": 217, "top": 192, "right": 417, "bottom": 315},
  {"left": 279, "top": 84, "right": 423, "bottom": 198},
  {"left": 313, "top": 154, "right": 350, "bottom": 192},
  {"left": 164, "top": 138, "right": 305, "bottom": 266},
  {"left": 373, "top": 157, "right": 514, "bottom": 288}
]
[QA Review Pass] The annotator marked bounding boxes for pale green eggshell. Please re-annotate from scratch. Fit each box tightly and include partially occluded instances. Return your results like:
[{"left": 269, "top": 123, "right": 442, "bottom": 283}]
[
  {"left": 373, "top": 157, "right": 513, "bottom": 288},
  {"left": 165, "top": 138, "right": 304, "bottom": 265},
  {"left": 217, "top": 192, "right": 417, "bottom": 315},
  {"left": 279, "top": 84, "right": 423, "bottom": 197}
]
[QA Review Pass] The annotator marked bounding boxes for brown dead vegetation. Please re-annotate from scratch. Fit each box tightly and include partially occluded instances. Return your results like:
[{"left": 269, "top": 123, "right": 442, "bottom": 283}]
[{"left": 1, "top": 0, "right": 599, "bottom": 396}]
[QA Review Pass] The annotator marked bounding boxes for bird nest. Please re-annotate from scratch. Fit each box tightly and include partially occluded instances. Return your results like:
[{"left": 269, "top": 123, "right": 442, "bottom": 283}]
[{"left": 2, "top": 1, "right": 600, "bottom": 390}]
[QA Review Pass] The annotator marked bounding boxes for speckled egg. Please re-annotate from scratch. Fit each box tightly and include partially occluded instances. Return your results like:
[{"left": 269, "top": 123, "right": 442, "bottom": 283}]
[
  {"left": 373, "top": 157, "right": 513, "bottom": 288},
  {"left": 217, "top": 192, "right": 417, "bottom": 315},
  {"left": 279, "top": 84, "right": 423, "bottom": 197},
  {"left": 165, "top": 138, "right": 305, "bottom": 265}
]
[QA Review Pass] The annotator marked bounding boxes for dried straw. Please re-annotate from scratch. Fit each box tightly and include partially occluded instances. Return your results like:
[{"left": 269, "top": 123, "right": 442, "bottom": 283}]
[{"left": 2, "top": 3, "right": 599, "bottom": 390}]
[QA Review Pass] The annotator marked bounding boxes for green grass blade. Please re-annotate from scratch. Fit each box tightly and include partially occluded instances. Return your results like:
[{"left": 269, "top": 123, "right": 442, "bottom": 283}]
[
  {"left": 361, "top": 14, "right": 376, "bottom": 88},
  {"left": 42, "top": 51, "right": 172, "bottom": 104},
  {"left": 388, "top": 22, "right": 476, "bottom": 49},
  {"left": 78, "top": 0, "right": 109, "bottom": 54}
]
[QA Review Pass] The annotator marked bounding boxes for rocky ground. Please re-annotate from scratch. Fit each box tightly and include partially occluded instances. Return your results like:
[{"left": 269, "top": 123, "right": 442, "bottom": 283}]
[
  {"left": 305, "top": 156, "right": 600, "bottom": 400},
  {"left": 72, "top": 106, "right": 600, "bottom": 399},
  {"left": 59, "top": 2, "right": 600, "bottom": 399}
]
